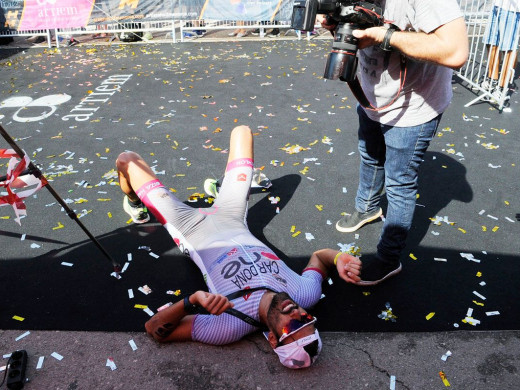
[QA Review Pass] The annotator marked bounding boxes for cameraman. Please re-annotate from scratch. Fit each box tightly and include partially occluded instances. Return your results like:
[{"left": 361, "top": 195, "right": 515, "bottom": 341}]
[{"left": 323, "top": 1, "right": 469, "bottom": 285}]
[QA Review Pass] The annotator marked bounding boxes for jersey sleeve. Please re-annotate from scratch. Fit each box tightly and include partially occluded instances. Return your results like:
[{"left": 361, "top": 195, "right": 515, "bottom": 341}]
[
  {"left": 191, "top": 312, "right": 257, "bottom": 345},
  {"left": 292, "top": 269, "right": 324, "bottom": 310}
]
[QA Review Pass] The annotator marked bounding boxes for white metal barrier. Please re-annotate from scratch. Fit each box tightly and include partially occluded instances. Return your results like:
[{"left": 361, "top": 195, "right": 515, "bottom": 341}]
[{"left": 456, "top": 0, "right": 520, "bottom": 111}]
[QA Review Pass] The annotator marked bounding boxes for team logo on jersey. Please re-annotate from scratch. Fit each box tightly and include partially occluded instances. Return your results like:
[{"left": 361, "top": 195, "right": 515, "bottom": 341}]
[
  {"left": 242, "top": 286, "right": 252, "bottom": 301},
  {"left": 261, "top": 252, "right": 280, "bottom": 261},
  {"left": 237, "top": 173, "right": 247, "bottom": 182},
  {"left": 227, "top": 248, "right": 238, "bottom": 256}
]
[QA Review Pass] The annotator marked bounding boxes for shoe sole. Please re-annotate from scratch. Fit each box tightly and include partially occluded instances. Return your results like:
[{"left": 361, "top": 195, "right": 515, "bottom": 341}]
[
  {"left": 123, "top": 197, "right": 150, "bottom": 224},
  {"left": 355, "top": 263, "right": 402, "bottom": 286},
  {"left": 203, "top": 178, "right": 218, "bottom": 198},
  {"left": 335, "top": 208, "right": 383, "bottom": 233}
]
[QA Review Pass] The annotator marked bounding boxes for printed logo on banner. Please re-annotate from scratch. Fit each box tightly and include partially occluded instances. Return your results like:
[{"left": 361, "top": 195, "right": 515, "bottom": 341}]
[
  {"left": 18, "top": 0, "right": 94, "bottom": 30},
  {"left": 0, "top": 94, "right": 71, "bottom": 123}
]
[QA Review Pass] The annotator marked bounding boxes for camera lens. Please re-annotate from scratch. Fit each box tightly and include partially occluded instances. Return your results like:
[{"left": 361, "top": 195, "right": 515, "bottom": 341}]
[{"left": 324, "top": 50, "right": 357, "bottom": 82}]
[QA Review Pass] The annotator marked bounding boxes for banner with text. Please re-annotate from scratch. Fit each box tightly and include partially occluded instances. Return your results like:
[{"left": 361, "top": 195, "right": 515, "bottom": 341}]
[
  {"left": 18, "top": 0, "right": 94, "bottom": 31},
  {"left": 0, "top": 0, "right": 295, "bottom": 31}
]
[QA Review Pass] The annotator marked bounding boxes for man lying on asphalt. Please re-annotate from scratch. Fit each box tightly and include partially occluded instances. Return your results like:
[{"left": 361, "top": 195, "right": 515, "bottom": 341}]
[{"left": 116, "top": 125, "right": 362, "bottom": 369}]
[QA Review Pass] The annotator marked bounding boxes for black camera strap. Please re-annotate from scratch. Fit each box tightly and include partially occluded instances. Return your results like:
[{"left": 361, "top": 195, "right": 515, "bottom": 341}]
[
  {"left": 348, "top": 53, "right": 407, "bottom": 111},
  {"left": 192, "top": 286, "right": 278, "bottom": 329}
]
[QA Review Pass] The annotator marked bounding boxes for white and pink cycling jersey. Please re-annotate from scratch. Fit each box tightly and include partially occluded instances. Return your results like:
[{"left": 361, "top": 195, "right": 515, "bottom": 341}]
[{"left": 136, "top": 157, "right": 324, "bottom": 345}]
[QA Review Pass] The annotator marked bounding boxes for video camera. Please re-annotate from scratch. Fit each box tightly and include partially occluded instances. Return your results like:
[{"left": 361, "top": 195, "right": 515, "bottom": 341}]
[{"left": 291, "top": 0, "right": 385, "bottom": 82}]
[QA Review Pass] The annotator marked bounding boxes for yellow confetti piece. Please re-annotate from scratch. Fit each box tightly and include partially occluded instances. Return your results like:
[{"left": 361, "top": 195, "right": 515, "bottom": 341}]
[
  {"left": 292, "top": 231, "right": 301, "bottom": 238},
  {"left": 492, "top": 226, "right": 499, "bottom": 232},
  {"left": 482, "top": 226, "right": 487, "bottom": 232},
  {"left": 187, "top": 187, "right": 197, "bottom": 190},
  {"left": 173, "top": 290, "right": 181, "bottom": 296},
  {"left": 97, "top": 198, "right": 111, "bottom": 202},
  {"left": 0, "top": 216, "right": 10, "bottom": 220},
  {"left": 315, "top": 205, "right": 323, "bottom": 211},
  {"left": 308, "top": 140, "right": 318, "bottom": 146},
  {"left": 409, "top": 253, "right": 417, "bottom": 261},
  {"left": 134, "top": 304, "right": 148, "bottom": 309},
  {"left": 126, "top": 218, "right": 133, "bottom": 224},
  {"left": 472, "top": 300, "right": 484, "bottom": 306},
  {"left": 12, "top": 315, "right": 24, "bottom": 321},
  {"left": 505, "top": 201, "right": 509, "bottom": 205},
  {"left": 439, "top": 371, "right": 450, "bottom": 387},
  {"left": 426, "top": 312, "right": 435, "bottom": 320},
  {"left": 362, "top": 292, "right": 371, "bottom": 296},
  {"left": 290, "top": 225, "right": 296, "bottom": 233},
  {"left": 53, "top": 222, "right": 64, "bottom": 230},
  {"left": 476, "top": 272, "right": 482, "bottom": 277},
  {"left": 458, "top": 228, "right": 466, "bottom": 234},
  {"left": 107, "top": 212, "right": 112, "bottom": 218}
]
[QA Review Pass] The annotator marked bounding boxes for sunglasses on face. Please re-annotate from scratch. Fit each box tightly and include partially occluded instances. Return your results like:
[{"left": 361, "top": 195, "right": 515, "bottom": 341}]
[{"left": 278, "top": 313, "right": 317, "bottom": 344}]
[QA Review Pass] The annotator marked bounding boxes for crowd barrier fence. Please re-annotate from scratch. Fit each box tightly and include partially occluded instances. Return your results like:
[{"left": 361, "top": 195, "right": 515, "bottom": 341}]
[{"left": 455, "top": 0, "right": 519, "bottom": 111}]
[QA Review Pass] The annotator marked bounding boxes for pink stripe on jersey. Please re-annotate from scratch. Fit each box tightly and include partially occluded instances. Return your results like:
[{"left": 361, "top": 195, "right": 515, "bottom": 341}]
[
  {"left": 226, "top": 158, "right": 253, "bottom": 172},
  {"left": 136, "top": 179, "right": 166, "bottom": 225}
]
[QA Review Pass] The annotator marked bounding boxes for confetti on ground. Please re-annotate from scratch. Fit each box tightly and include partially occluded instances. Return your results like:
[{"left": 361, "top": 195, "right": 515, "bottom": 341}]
[
  {"left": 426, "top": 312, "right": 435, "bottom": 320},
  {"left": 106, "top": 357, "right": 117, "bottom": 371},
  {"left": 439, "top": 371, "right": 451, "bottom": 387},
  {"left": 51, "top": 352, "right": 63, "bottom": 361},
  {"left": 441, "top": 351, "right": 452, "bottom": 361},
  {"left": 36, "top": 356, "right": 45, "bottom": 370},
  {"left": 129, "top": 339, "right": 138, "bottom": 351},
  {"left": 378, "top": 302, "right": 397, "bottom": 322},
  {"left": 12, "top": 315, "right": 24, "bottom": 321},
  {"left": 390, "top": 375, "right": 396, "bottom": 390},
  {"left": 15, "top": 331, "right": 30, "bottom": 341}
]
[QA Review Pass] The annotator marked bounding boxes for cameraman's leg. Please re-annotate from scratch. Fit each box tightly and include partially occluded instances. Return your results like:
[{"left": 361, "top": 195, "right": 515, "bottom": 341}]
[
  {"left": 378, "top": 114, "right": 441, "bottom": 262},
  {"left": 355, "top": 106, "right": 386, "bottom": 214}
]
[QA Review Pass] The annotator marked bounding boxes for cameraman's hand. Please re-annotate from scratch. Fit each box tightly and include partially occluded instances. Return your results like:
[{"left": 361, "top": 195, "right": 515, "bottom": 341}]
[
  {"left": 192, "top": 291, "right": 234, "bottom": 315},
  {"left": 353, "top": 26, "right": 387, "bottom": 50}
]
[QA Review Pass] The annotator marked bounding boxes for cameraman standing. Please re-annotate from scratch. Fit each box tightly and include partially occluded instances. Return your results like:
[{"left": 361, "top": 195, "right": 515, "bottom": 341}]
[{"left": 323, "top": 1, "right": 469, "bottom": 285}]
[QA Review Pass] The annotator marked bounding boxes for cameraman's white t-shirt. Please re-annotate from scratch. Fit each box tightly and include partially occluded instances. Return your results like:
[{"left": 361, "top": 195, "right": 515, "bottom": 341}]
[{"left": 358, "top": 0, "right": 464, "bottom": 126}]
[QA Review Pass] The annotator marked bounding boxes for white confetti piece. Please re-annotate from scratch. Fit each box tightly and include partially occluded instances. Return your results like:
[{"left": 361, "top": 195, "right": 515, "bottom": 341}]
[
  {"left": 488, "top": 163, "right": 501, "bottom": 168},
  {"left": 139, "top": 285, "right": 152, "bottom": 295},
  {"left": 441, "top": 351, "right": 452, "bottom": 361},
  {"left": 149, "top": 252, "right": 159, "bottom": 259},
  {"left": 390, "top": 375, "right": 396, "bottom": 390},
  {"left": 129, "top": 339, "right": 138, "bottom": 351},
  {"left": 21, "top": 234, "right": 26, "bottom": 241},
  {"left": 466, "top": 308, "right": 473, "bottom": 317},
  {"left": 128, "top": 289, "right": 134, "bottom": 299},
  {"left": 127, "top": 253, "right": 132, "bottom": 261},
  {"left": 143, "top": 307, "right": 154, "bottom": 316},
  {"left": 110, "top": 271, "right": 122, "bottom": 279},
  {"left": 486, "top": 311, "right": 500, "bottom": 316},
  {"left": 121, "top": 262, "right": 130, "bottom": 273},
  {"left": 473, "top": 291, "right": 486, "bottom": 300},
  {"left": 106, "top": 358, "right": 117, "bottom": 371},
  {"left": 30, "top": 243, "right": 41, "bottom": 249},
  {"left": 487, "top": 214, "right": 498, "bottom": 220},
  {"left": 305, "top": 232, "right": 315, "bottom": 241},
  {"left": 61, "top": 262, "right": 73, "bottom": 267},
  {"left": 15, "top": 331, "right": 30, "bottom": 341},
  {"left": 479, "top": 281, "right": 486, "bottom": 286},
  {"left": 51, "top": 352, "right": 63, "bottom": 361},
  {"left": 434, "top": 258, "right": 447, "bottom": 262},
  {"left": 460, "top": 253, "right": 481, "bottom": 263},
  {"left": 36, "top": 356, "right": 45, "bottom": 369}
]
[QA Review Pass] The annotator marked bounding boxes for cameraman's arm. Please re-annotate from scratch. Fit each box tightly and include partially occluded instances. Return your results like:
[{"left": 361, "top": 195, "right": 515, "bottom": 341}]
[
  {"left": 354, "top": 17, "right": 469, "bottom": 70},
  {"left": 145, "top": 290, "right": 233, "bottom": 342}
]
